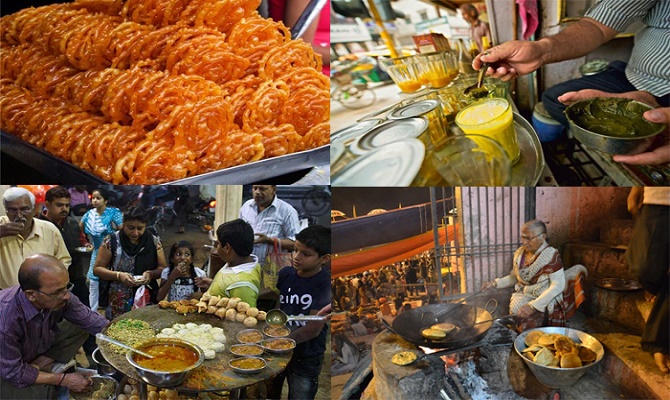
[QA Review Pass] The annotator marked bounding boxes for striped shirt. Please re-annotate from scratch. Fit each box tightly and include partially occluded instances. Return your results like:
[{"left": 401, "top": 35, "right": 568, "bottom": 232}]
[
  {"left": 586, "top": 0, "right": 670, "bottom": 97},
  {"left": 239, "top": 196, "right": 300, "bottom": 264},
  {"left": 0, "top": 286, "right": 108, "bottom": 388}
]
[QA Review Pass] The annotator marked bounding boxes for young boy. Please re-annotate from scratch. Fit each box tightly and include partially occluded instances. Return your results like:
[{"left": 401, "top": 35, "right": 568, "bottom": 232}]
[
  {"left": 269, "top": 225, "right": 331, "bottom": 399},
  {"left": 205, "top": 219, "right": 261, "bottom": 307}
]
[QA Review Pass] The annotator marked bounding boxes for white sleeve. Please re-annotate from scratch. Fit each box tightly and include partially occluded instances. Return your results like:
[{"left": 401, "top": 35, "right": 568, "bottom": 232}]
[
  {"left": 195, "top": 268, "right": 207, "bottom": 278},
  {"left": 160, "top": 268, "right": 170, "bottom": 280},
  {"left": 529, "top": 269, "right": 566, "bottom": 312},
  {"left": 496, "top": 274, "right": 517, "bottom": 288}
]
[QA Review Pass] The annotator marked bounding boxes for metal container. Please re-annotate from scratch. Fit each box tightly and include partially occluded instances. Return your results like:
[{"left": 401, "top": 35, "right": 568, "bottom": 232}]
[
  {"left": 230, "top": 344, "right": 265, "bottom": 357},
  {"left": 125, "top": 338, "right": 205, "bottom": 388},
  {"left": 332, "top": 139, "right": 426, "bottom": 186},
  {"left": 350, "top": 117, "right": 429, "bottom": 155},
  {"left": 389, "top": 100, "right": 449, "bottom": 146},
  {"left": 514, "top": 327, "right": 605, "bottom": 389},
  {"left": 260, "top": 338, "right": 297, "bottom": 354},
  {"left": 236, "top": 329, "right": 263, "bottom": 344},
  {"left": 331, "top": 119, "right": 383, "bottom": 145},
  {"left": 229, "top": 356, "right": 267, "bottom": 375},
  {"left": 565, "top": 98, "right": 666, "bottom": 155},
  {"left": 92, "top": 347, "right": 122, "bottom": 380}
]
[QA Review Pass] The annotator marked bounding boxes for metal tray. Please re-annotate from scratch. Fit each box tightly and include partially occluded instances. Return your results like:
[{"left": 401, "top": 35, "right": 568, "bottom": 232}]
[
  {"left": 1, "top": 130, "right": 329, "bottom": 184},
  {"left": 332, "top": 111, "right": 544, "bottom": 186},
  {"left": 595, "top": 278, "right": 643, "bottom": 291},
  {"left": 98, "top": 305, "right": 291, "bottom": 393},
  {"left": 510, "top": 112, "right": 545, "bottom": 186}
]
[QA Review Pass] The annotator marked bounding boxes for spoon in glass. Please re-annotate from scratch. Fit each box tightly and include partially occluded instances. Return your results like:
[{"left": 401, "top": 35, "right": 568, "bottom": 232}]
[{"left": 463, "top": 62, "right": 490, "bottom": 99}]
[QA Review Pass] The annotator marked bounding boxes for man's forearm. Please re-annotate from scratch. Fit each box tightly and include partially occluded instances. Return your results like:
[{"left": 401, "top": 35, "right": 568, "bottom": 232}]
[{"left": 538, "top": 18, "right": 618, "bottom": 65}]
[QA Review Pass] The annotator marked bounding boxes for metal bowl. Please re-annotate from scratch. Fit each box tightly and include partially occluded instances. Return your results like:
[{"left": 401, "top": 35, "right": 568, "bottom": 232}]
[
  {"left": 514, "top": 327, "right": 605, "bottom": 389},
  {"left": 260, "top": 338, "right": 297, "bottom": 354},
  {"left": 236, "top": 329, "right": 263, "bottom": 344},
  {"left": 125, "top": 338, "right": 204, "bottom": 388},
  {"left": 565, "top": 98, "right": 666, "bottom": 155},
  {"left": 228, "top": 356, "right": 267, "bottom": 375},
  {"left": 263, "top": 325, "right": 291, "bottom": 338},
  {"left": 230, "top": 344, "right": 264, "bottom": 357}
]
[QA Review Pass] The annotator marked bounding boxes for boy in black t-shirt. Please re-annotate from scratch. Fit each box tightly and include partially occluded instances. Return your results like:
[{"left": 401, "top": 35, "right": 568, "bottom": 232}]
[{"left": 268, "top": 225, "right": 331, "bottom": 400}]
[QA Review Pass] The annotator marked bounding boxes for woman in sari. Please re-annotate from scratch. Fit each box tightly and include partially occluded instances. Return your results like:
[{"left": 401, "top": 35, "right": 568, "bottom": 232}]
[{"left": 482, "top": 219, "right": 566, "bottom": 330}]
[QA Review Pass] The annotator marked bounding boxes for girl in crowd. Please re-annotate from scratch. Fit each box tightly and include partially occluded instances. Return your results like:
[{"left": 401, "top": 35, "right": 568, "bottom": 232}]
[
  {"left": 80, "top": 188, "right": 122, "bottom": 311},
  {"left": 157, "top": 241, "right": 207, "bottom": 302}
]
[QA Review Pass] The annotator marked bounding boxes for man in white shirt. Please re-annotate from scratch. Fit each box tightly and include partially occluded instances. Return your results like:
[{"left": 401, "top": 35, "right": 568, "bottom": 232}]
[{"left": 239, "top": 185, "right": 300, "bottom": 267}]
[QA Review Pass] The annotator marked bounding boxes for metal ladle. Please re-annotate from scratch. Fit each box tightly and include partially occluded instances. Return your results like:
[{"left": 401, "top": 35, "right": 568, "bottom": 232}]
[
  {"left": 96, "top": 333, "right": 154, "bottom": 359},
  {"left": 463, "top": 62, "right": 490, "bottom": 99},
  {"left": 265, "top": 309, "right": 327, "bottom": 327}
]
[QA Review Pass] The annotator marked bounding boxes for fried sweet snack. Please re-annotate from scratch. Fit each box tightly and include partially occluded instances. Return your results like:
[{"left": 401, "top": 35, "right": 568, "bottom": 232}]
[{"left": 0, "top": 0, "right": 329, "bottom": 184}]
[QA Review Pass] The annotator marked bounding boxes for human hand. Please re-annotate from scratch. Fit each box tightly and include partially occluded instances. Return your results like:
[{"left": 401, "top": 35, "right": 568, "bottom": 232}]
[
  {"left": 63, "top": 372, "right": 93, "bottom": 392},
  {"left": 254, "top": 233, "right": 271, "bottom": 245},
  {"left": 558, "top": 90, "right": 660, "bottom": 108},
  {"left": 480, "top": 281, "right": 496, "bottom": 291},
  {"left": 317, "top": 303, "right": 332, "bottom": 321},
  {"left": 85, "top": 243, "right": 94, "bottom": 251},
  {"left": 194, "top": 277, "right": 213, "bottom": 290},
  {"left": 613, "top": 107, "right": 670, "bottom": 166},
  {"left": 171, "top": 262, "right": 189, "bottom": 278},
  {"left": 118, "top": 272, "right": 136, "bottom": 287},
  {"left": 0, "top": 221, "right": 25, "bottom": 238},
  {"left": 474, "top": 40, "right": 546, "bottom": 81},
  {"left": 516, "top": 304, "right": 538, "bottom": 319}
]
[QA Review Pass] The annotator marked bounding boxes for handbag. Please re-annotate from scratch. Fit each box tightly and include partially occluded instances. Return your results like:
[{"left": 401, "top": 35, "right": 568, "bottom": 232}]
[{"left": 262, "top": 238, "right": 293, "bottom": 290}]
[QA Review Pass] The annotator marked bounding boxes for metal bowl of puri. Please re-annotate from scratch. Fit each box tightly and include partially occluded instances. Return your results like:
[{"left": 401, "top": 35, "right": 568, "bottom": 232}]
[
  {"left": 514, "top": 327, "right": 604, "bottom": 389},
  {"left": 565, "top": 97, "right": 666, "bottom": 155},
  {"left": 228, "top": 356, "right": 267, "bottom": 375},
  {"left": 125, "top": 338, "right": 204, "bottom": 388}
]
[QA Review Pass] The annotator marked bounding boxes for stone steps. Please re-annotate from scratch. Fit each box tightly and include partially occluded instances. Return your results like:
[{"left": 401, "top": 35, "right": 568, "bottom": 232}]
[{"left": 599, "top": 219, "right": 635, "bottom": 246}]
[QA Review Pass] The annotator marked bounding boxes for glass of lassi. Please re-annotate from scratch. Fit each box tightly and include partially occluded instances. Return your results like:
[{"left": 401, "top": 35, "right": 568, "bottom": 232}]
[{"left": 454, "top": 98, "right": 520, "bottom": 163}]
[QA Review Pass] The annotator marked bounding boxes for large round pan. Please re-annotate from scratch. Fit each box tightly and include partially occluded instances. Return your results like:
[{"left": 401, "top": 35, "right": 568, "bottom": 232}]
[{"left": 381, "top": 303, "right": 493, "bottom": 349}]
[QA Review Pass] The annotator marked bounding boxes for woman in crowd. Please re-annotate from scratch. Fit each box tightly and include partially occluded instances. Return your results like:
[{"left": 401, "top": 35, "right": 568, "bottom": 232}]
[
  {"left": 80, "top": 188, "right": 123, "bottom": 311},
  {"left": 157, "top": 241, "right": 207, "bottom": 302},
  {"left": 93, "top": 206, "right": 166, "bottom": 320}
]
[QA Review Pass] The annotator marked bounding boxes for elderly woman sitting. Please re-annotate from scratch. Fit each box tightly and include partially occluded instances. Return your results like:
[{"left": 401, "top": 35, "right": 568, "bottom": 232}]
[{"left": 482, "top": 219, "right": 585, "bottom": 331}]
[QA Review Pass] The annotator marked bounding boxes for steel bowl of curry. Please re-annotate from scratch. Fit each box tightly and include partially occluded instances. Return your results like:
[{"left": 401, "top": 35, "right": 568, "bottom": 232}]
[
  {"left": 228, "top": 356, "right": 267, "bottom": 375},
  {"left": 236, "top": 329, "right": 263, "bottom": 344},
  {"left": 125, "top": 338, "right": 205, "bottom": 388},
  {"left": 263, "top": 325, "right": 291, "bottom": 338},
  {"left": 230, "top": 344, "right": 265, "bottom": 357},
  {"left": 260, "top": 338, "right": 297, "bottom": 354}
]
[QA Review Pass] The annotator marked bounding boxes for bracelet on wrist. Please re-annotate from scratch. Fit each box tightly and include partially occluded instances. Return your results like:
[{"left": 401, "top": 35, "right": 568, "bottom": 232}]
[
  {"left": 116, "top": 271, "right": 120, "bottom": 281},
  {"left": 58, "top": 373, "right": 67, "bottom": 387}
]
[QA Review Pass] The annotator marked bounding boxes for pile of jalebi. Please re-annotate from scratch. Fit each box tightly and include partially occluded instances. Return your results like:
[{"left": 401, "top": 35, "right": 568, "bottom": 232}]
[{"left": 0, "top": 0, "right": 329, "bottom": 183}]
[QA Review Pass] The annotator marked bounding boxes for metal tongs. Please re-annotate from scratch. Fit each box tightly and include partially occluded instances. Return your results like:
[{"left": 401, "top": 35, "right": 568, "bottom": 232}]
[{"left": 291, "top": 0, "right": 328, "bottom": 40}]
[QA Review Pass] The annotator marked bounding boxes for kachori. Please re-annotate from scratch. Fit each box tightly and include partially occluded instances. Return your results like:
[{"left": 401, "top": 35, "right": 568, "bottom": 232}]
[
  {"left": 421, "top": 328, "right": 446, "bottom": 340},
  {"left": 392, "top": 351, "right": 418, "bottom": 366}
]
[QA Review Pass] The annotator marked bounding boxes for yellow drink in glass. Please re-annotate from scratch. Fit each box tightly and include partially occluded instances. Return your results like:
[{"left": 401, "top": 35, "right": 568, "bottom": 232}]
[{"left": 455, "top": 98, "right": 520, "bottom": 163}]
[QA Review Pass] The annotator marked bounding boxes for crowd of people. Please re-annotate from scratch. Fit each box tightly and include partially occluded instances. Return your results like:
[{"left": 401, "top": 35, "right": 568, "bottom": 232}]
[{"left": 0, "top": 185, "right": 332, "bottom": 399}]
